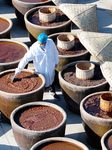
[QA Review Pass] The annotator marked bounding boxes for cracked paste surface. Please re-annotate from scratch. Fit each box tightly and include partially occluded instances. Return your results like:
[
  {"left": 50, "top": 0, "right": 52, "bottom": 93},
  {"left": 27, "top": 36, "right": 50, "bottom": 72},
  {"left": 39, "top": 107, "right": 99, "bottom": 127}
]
[
  {"left": 84, "top": 94, "right": 112, "bottom": 119},
  {"left": 0, "top": 71, "right": 42, "bottom": 93},
  {"left": 63, "top": 64, "right": 106, "bottom": 86},
  {"left": 19, "top": 106, "right": 63, "bottom": 131},
  {"left": 28, "top": 9, "right": 68, "bottom": 27}
]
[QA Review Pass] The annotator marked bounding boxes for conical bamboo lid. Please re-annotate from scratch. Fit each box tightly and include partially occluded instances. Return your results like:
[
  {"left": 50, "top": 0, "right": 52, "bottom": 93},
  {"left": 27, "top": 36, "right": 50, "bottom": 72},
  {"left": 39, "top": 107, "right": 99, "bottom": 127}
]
[
  {"left": 52, "top": 0, "right": 78, "bottom": 6},
  {"left": 100, "top": 61, "right": 112, "bottom": 87},
  {"left": 59, "top": 3, "right": 99, "bottom": 32},
  {"left": 78, "top": 31, "right": 112, "bottom": 63}
]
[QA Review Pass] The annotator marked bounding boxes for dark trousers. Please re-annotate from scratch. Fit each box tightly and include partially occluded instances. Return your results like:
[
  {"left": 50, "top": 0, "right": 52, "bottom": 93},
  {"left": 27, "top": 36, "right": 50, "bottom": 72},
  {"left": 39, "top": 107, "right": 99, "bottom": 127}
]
[
  {"left": 45, "top": 82, "right": 55, "bottom": 93},
  {"left": 49, "top": 81, "right": 55, "bottom": 93}
]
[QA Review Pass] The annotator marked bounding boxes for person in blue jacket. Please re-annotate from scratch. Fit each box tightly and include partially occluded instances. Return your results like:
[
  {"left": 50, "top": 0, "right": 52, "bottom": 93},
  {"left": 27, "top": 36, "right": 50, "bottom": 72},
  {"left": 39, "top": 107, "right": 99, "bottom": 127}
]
[{"left": 11, "top": 33, "right": 60, "bottom": 99}]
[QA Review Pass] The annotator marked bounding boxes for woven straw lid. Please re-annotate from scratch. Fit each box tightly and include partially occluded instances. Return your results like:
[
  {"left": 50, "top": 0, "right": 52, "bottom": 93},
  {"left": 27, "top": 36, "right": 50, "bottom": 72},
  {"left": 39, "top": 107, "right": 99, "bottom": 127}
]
[
  {"left": 78, "top": 31, "right": 112, "bottom": 63},
  {"left": 52, "top": 0, "right": 78, "bottom": 6},
  {"left": 59, "top": 3, "right": 99, "bottom": 32},
  {"left": 100, "top": 61, "right": 112, "bottom": 87}
]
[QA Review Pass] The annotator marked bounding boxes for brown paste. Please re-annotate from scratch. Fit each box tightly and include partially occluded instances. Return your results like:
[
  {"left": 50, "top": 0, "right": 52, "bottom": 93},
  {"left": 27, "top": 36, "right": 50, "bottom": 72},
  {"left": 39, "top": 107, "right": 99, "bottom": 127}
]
[
  {"left": 62, "top": 64, "right": 106, "bottom": 86},
  {"left": 0, "top": 71, "right": 42, "bottom": 93},
  {"left": 37, "top": 141, "right": 83, "bottom": 150},
  {"left": 19, "top": 0, "right": 48, "bottom": 2},
  {"left": 19, "top": 106, "right": 63, "bottom": 131},
  {"left": 28, "top": 9, "right": 69, "bottom": 27},
  {"left": 55, "top": 37, "right": 87, "bottom": 55},
  {"left": 84, "top": 94, "right": 112, "bottom": 119},
  {"left": 0, "top": 18, "right": 9, "bottom": 32},
  {"left": 0, "top": 41, "right": 27, "bottom": 63}
]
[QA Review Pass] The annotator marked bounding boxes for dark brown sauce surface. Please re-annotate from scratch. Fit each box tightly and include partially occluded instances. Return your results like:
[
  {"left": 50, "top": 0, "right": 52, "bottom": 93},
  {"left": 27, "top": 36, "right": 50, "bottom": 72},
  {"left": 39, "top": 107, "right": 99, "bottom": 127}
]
[
  {"left": 0, "top": 18, "right": 9, "bottom": 32},
  {"left": 84, "top": 94, "right": 112, "bottom": 119},
  {"left": 0, "top": 41, "right": 27, "bottom": 63},
  {"left": 19, "top": 0, "right": 48, "bottom": 2},
  {"left": 62, "top": 64, "right": 106, "bottom": 86},
  {"left": 19, "top": 106, "right": 63, "bottom": 131},
  {"left": 0, "top": 71, "right": 42, "bottom": 93},
  {"left": 37, "top": 141, "right": 83, "bottom": 150}
]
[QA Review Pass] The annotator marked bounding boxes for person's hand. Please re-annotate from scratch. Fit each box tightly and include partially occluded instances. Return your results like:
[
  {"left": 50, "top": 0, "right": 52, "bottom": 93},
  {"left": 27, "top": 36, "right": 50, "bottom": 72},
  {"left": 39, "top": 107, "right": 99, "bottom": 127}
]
[
  {"left": 15, "top": 68, "right": 20, "bottom": 76},
  {"left": 7, "top": 70, "right": 19, "bottom": 83},
  {"left": 55, "top": 64, "right": 58, "bottom": 68}
]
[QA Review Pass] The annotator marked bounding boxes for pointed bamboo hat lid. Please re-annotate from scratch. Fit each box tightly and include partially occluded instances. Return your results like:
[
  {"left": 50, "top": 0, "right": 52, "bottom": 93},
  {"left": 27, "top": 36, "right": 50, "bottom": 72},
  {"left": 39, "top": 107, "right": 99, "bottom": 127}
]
[
  {"left": 52, "top": 0, "right": 78, "bottom": 6},
  {"left": 59, "top": 3, "right": 99, "bottom": 32},
  {"left": 100, "top": 61, "right": 112, "bottom": 87},
  {"left": 78, "top": 31, "right": 112, "bottom": 63}
]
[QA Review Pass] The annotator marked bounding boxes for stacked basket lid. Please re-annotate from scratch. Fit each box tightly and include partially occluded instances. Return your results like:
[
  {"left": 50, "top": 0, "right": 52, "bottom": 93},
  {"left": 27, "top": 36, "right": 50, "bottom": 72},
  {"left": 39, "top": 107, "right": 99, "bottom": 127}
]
[{"left": 78, "top": 31, "right": 112, "bottom": 87}]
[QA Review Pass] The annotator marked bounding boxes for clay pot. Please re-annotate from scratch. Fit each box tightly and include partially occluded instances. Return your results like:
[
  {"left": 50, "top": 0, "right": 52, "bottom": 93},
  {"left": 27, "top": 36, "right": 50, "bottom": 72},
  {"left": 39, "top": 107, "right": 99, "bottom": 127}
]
[
  {"left": 24, "top": 6, "right": 72, "bottom": 43},
  {"left": 76, "top": 62, "right": 95, "bottom": 80},
  {"left": 39, "top": 7, "right": 56, "bottom": 23},
  {"left": 12, "top": 0, "right": 54, "bottom": 26},
  {"left": 0, "top": 39, "right": 28, "bottom": 72},
  {"left": 80, "top": 91, "right": 112, "bottom": 148},
  {"left": 57, "top": 34, "right": 75, "bottom": 51},
  {"left": 30, "top": 137, "right": 89, "bottom": 150},
  {"left": 48, "top": 32, "right": 90, "bottom": 72},
  {"left": 100, "top": 92, "right": 112, "bottom": 112},
  {"left": 59, "top": 61, "right": 109, "bottom": 114},
  {"left": 10, "top": 101, "right": 67, "bottom": 150},
  {"left": 101, "top": 129, "right": 112, "bottom": 150},
  {"left": 0, "top": 69, "right": 45, "bottom": 120},
  {"left": 0, "top": 16, "right": 12, "bottom": 39}
]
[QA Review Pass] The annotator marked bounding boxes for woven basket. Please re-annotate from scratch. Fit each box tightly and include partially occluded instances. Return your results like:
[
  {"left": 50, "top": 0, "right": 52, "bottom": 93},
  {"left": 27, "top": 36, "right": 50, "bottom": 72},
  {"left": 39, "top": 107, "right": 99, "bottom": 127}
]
[
  {"left": 78, "top": 31, "right": 112, "bottom": 63},
  {"left": 76, "top": 62, "right": 95, "bottom": 80},
  {"left": 59, "top": 3, "right": 99, "bottom": 32},
  {"left": 57, "top": 34, "right": 75, "bottom": 51},
  {"left": 100, "top": 92, "right": 112, "bottom": 112}
]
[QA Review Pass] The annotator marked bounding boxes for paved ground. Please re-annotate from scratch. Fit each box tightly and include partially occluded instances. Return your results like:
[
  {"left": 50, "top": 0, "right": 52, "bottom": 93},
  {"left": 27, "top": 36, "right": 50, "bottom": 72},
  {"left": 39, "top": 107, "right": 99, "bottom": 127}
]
[{"left": 0, "top": 0, "right": 112, "bottom": 150}]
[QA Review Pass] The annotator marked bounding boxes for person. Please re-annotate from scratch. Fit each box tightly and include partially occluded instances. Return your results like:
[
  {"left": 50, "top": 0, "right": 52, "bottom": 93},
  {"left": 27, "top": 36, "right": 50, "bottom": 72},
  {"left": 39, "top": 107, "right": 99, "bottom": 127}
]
[{"left": 12, "top": 33, "right": 60, "bottom": 99}]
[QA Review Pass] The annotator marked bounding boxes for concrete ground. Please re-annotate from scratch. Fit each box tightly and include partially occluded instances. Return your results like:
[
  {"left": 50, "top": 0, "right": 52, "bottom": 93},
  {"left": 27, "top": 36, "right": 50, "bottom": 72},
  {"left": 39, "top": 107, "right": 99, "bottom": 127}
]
[{"left": 0, "top": 0, "right": 112, "bottom": 149}]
